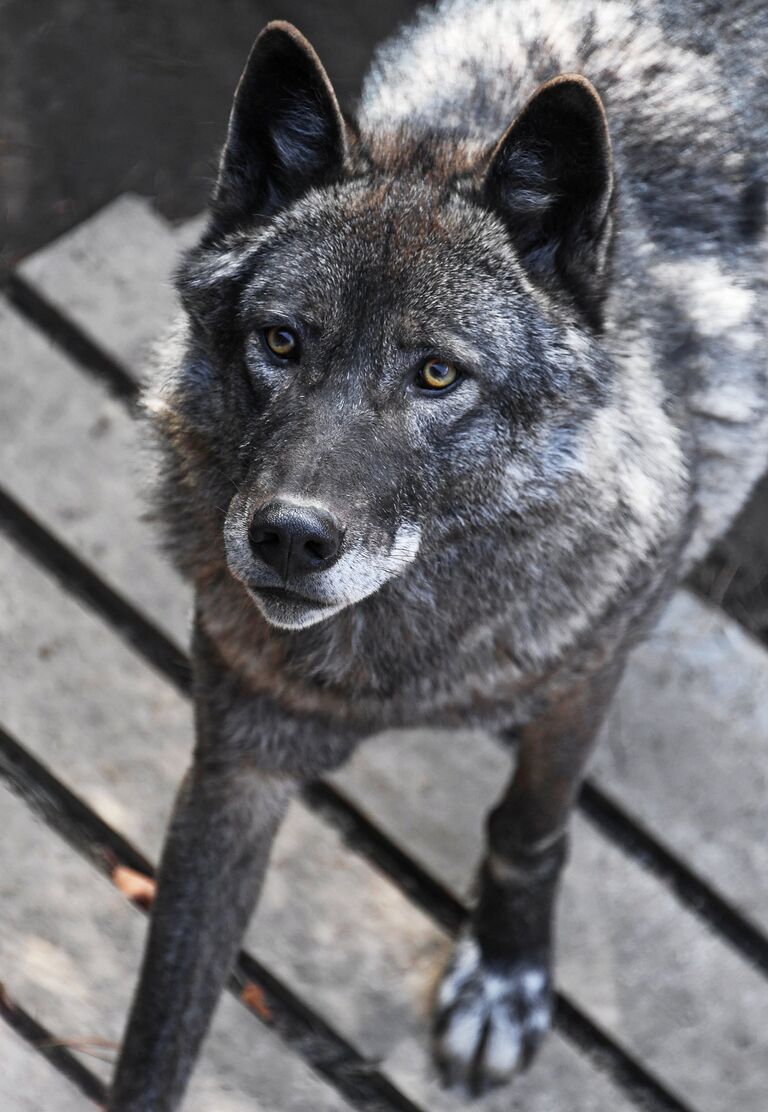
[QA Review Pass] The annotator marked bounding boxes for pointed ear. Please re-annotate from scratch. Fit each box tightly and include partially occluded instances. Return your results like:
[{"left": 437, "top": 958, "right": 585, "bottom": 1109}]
[
  {"left": 483, "top": 75, "right": 613, "bottom": 328},
  {"left": 212, "top": 22, "right": 347, "bottom": 231}
]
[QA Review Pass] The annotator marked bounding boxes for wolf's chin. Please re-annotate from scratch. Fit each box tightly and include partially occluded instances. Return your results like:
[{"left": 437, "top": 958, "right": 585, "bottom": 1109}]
[{"left": 246, "top": 587, "right": 348, "bottom": 630}]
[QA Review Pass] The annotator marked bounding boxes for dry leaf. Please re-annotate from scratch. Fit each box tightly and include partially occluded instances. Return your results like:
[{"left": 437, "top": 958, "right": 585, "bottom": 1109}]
[
  {"left": 240, "top": 981, "right": 272, "bottom": 1021},
  {"left": 112, "top": 865, "right": 156, "bottom": 909}
]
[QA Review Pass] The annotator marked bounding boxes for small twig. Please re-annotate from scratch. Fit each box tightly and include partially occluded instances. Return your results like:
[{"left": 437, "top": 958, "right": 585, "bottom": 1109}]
[{"left": 38, "top": 1036, "right": 118, "bottom": 1064}]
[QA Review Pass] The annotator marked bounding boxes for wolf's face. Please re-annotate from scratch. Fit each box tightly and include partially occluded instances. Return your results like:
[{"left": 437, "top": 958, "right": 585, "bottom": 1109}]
[{"left": 173, "top": 23, "right": 614, "bottom": 630}]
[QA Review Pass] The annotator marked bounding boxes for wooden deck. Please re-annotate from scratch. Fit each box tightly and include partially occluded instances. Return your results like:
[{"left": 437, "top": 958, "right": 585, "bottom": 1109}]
[{"left": 1, "top": 194, "right": 767, "bottom": 1111}]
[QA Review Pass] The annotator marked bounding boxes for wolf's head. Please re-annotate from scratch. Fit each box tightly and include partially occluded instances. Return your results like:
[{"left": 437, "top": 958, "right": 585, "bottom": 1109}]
[{"left": 168, "top": 22, "right": 615, "bottom": 631}]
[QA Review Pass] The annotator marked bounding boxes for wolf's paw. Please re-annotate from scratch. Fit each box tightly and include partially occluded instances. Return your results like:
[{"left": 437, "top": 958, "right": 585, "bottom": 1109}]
[{"left": 432, "top": 936, "right": 552, "bottom": 1098}]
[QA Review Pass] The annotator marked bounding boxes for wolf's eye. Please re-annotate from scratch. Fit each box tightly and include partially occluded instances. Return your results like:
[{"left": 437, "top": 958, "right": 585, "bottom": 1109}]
[
  {"left": 263, "top": 326, "right": 298, "bottom": 359},
  {"left": 417, "top": 358, "right": 459, "bottom": 392}
]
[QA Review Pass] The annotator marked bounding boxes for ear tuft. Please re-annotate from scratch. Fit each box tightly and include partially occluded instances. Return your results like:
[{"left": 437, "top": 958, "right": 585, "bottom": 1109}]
[
  {"left": 213, "top": 22, "right": 347, "bottom": 232},
  {"left": 484, "top": 75, "right": 614, "bottom": 328}
]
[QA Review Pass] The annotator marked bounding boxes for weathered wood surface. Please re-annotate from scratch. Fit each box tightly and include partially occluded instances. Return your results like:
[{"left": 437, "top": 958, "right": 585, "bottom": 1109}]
[
  {"left": 0, "top": 776, "right": 352, "bottom": 1112},
  {"left": 1, "top": 195, "right": 767, "bottom": 1110},
  {"left": 0, "top": 1022, "right": 90, "bottom": 1112}
]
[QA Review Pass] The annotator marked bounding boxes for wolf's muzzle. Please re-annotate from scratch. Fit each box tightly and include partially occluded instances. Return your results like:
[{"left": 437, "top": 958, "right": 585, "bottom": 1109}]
[{"left": 248, "top": 501, "right": 344, "bottom": 581}]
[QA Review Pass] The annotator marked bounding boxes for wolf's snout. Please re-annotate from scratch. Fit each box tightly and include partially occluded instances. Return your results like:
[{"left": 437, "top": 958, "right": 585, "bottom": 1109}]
[{"left": 248, "top": 502, "right": 344, "bottom": 580}]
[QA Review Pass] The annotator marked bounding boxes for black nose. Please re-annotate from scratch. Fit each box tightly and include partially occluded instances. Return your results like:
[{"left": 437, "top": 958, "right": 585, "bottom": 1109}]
[{"left": 248, "top": 502, "right": 344, "bottom": 579}]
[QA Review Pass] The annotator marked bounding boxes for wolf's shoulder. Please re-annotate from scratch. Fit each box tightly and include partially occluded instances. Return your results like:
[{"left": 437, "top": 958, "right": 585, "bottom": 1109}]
[{"left": 361, "top": 0, "right": 766, "bottom": 260}]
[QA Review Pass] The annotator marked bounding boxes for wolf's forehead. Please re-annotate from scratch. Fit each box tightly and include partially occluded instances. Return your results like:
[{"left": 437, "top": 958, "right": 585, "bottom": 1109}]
[
  {"left": 246, "top": 256, "right": 481, "bottom": 348},
  {"left": 248, "top": 192, "right": 520, "bottom": 327},
  {"left": 274, "top": 178, "right": 510, "bottom": 272}
]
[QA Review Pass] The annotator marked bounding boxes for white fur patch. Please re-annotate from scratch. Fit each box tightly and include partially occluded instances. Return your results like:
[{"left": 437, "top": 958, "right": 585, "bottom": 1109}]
[
  {"left": 318, "top": 523, "right": 422, "bottom": 605},
  {"left": 650, "top": 257, "right": 755, "bottom": 338},
  {"left": 484, "top": 1012, "right": 522, "bottom": 1077},
  {"left": 437, "top": 937, "right": 481, "bottom": 1009},
  {"left": 442, "top": 1004, "right": 487, "bottom": 1066}
]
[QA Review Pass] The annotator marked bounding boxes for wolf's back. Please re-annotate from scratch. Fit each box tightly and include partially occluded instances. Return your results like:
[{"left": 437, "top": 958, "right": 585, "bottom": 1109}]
[{"left": 661, "top": 0, "right": 768, "bottom": 149}]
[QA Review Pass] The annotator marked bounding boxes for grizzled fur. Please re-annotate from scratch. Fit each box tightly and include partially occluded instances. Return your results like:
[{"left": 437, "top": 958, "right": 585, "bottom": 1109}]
[{"left": 111, "top": 2, "right": 768, "bottom": 1108}]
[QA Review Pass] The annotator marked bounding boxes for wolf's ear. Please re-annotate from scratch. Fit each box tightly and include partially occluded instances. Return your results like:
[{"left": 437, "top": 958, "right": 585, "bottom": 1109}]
[
  {"left": 212, "top": 22, "right": 347, "bottom": 231},
  {"left": 483, "top": 75, "right": 613, "bottom": 328}
]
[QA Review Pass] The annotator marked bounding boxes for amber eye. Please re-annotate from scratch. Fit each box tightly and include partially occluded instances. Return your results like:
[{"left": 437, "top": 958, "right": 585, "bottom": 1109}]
[
  {"left": 417, "top": 358, "right": 459, "bottom": 392},
  {"left": 263, "top": 326, "right": 298, "bottom": 359}
]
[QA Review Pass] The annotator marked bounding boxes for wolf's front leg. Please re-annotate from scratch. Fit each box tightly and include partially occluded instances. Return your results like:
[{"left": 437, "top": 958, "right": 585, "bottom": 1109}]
[
  {"left": 433, "top": 667, "right": 621, "bottom": 1096},
  {"left": 109, "top": 758, "right": 297, "bottom": 1111}
]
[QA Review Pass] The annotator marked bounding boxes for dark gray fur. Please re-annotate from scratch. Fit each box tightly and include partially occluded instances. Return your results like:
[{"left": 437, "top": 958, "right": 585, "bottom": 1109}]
[{"left": 110, "top": 2, "right": 768, "bottom": 1107}]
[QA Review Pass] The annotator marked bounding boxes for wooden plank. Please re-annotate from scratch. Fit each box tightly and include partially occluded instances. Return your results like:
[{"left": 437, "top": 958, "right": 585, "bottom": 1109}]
[
  {"left": 0, "top": 530, "right": 633, "bottom": 1112},
  {"left": 0, "top": 1023, "right": 90, "bottom": 1112},
  {"left": 594, "top": 592, "right": 768, "bottom": 927},
  {"left": 0, "top": 299, "right": 190, "bottom": 648},
  {"left": 0, "top": 779, "right": 351, "bottom": 1112},
  {"left": 16, "top": 197, "right": 768, "bottom": 933},
  {"left": 18, "top": 195, "right": 182, "bottom": 372}
]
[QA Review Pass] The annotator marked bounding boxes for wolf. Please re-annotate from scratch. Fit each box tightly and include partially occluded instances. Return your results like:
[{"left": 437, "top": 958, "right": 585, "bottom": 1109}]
[{"left": 109, "top": 0, "right": 768, "bottom": 1107}]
